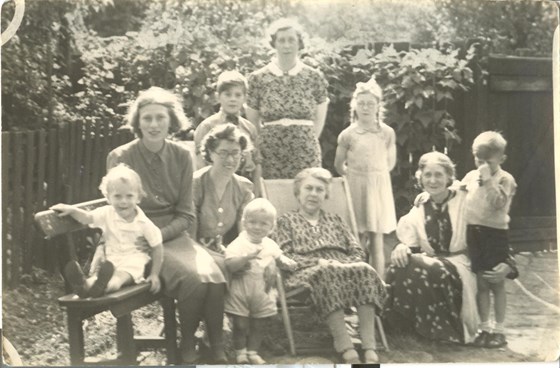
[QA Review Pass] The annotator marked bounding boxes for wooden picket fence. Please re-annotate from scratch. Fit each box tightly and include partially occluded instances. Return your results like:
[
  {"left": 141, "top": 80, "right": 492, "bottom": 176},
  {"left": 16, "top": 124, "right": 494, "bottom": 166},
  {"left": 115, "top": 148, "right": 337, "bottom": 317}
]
[{"left": 1, "top": 121, "right": 134, "bottom": 288}]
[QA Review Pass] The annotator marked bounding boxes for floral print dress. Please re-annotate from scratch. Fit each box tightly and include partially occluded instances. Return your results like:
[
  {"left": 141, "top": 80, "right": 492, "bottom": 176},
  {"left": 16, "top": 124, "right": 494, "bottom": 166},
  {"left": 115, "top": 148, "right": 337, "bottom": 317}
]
[
  {"left": 272, "top": 210, "right": 387, "bottom": 319},
  {"left": 384, "top": 193, "right": 468, "bottom": 343},
  {"left": 247, "top": 60, "right": 328, "bottom": 179}
]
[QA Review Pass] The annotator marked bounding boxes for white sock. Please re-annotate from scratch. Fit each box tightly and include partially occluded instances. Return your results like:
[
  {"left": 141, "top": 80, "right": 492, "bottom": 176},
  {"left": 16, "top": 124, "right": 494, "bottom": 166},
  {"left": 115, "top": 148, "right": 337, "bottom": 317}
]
[
  {"left": 479, "top": 320, "right": 492, "bottom": 332},
  {"left": 494, "top": 322, "right": 505, "bottom": 334}
]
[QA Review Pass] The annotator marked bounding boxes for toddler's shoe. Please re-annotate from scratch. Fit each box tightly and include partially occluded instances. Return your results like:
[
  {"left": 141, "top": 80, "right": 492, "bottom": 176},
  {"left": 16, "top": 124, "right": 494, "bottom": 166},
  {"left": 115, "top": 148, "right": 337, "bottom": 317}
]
[
  {"left": 485, "top": 332, "right": 507, "bottom": 348},
  {"left": 89, "top": 261, "right": 114, "bottom": 298},
  {"left": 342, "top": 348, "right": 361, "bottom": 364},
  {"left": 236, "top": 354, "right": 249, "bottom": 364},
  {"left": 247, "top": 351, "right": 266, "bottom": 364},
  {"left": 364, "top": 349, "right": 379, "bottom": 363},
  {"left": 473, "top": 330, "right": 491, "bottom": 347},
  {"left": 63, "top": 261, "right": 89, "bottom": 298}
]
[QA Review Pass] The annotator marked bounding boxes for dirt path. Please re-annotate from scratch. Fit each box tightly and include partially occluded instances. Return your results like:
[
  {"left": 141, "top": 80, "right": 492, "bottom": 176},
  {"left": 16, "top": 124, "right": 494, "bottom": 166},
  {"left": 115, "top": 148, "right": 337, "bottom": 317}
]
[{"left": 2, "top": 253, "right": 559, "bottom": 365}]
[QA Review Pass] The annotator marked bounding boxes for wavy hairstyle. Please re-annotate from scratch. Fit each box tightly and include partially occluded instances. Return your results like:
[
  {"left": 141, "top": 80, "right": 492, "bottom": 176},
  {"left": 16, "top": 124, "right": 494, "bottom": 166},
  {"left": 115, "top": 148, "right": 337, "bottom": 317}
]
[
  {"left": 293, "top": 167, "right": 332, "bottom": 200},
  {"left": 200, "top": 123, "right": 249, "bottom": 164},
  {"left": 415, "top": 151, "right": 456, "bottom": 188},
  {"left": 266, "top": 18, "right": 306, "bottom": 51},
  {"left": 127, "top": 86, "right": 190, "bottom": 138}
]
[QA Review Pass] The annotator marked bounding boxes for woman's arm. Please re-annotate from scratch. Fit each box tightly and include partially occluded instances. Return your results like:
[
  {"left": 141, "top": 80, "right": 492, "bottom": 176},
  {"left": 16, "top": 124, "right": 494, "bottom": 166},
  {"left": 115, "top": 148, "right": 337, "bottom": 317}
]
[
  {"left": 334, "top": 145, "right": 348, "bottom": 176},
  {"left": 272, "top": 215, "right": 321, "bottom": 270},
  {"left": 245, "top": 106, "right": 262, "bottom": 134},
  {"left": 387, "top": 128, "right": 397, "bottom": 171},
  {"left": 159, "top": 153, "right": 195, "bottom": 241},
  {"left": 390, "top": 211, "right": 421, "bottom": 267},
  {"left": 314, "top": 100, "right": 329, "bottom": 137}
]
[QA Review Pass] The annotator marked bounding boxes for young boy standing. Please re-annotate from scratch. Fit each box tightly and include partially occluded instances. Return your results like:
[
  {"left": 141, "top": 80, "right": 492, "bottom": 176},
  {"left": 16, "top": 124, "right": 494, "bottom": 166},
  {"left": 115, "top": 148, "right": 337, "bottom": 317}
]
[
  {"left": 224, "top": 198, "right": 296, "bottom": 364},
  {"left": 463, "top": 131, "right": 518, "bottom": 348},
  {"left": 194, "top": 70, "right": 259, "bottom": 180}
]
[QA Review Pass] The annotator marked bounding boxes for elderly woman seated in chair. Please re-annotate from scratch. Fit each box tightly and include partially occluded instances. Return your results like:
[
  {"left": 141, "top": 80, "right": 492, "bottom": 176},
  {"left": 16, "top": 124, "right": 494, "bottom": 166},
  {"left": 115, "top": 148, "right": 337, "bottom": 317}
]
[{"left": 271, "top": 167, "right": 387, "bottom": 363}]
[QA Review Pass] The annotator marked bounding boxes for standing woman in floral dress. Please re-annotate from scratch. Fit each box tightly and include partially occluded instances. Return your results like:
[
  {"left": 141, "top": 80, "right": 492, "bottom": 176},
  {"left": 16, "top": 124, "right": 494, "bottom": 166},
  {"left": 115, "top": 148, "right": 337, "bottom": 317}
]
[{"left": 246, "top": 18, "right": 329, "bottom": 179}]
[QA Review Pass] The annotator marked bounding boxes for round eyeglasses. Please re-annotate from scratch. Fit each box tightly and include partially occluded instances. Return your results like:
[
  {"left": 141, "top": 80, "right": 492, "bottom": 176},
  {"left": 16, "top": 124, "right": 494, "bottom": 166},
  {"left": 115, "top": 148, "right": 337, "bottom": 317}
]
[
  {"left": 214, "top": 149, "right": 242, "bottom": 159},
  {"left": 357, "top": 101, "right": 377, "bottom": 108}
]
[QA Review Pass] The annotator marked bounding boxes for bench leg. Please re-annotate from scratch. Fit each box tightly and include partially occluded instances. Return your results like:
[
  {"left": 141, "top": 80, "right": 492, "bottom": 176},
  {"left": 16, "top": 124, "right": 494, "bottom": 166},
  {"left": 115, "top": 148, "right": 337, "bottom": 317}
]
[
  {"left": 67, "top": 310, "right": 85, "bottom": 365},
  {"left": 116, "top": 314, "right": 136, "bottom": 364},
  {"left": 162, "top": 296, "right": 178, "bottom": 364}
]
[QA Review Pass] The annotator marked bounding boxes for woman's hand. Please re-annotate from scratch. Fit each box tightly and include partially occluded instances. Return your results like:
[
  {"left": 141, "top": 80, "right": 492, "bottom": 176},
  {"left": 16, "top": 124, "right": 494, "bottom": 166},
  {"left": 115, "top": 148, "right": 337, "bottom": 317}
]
[
  {"left": 134, "top": 236, "right": 151, "bottom": 253},
  {"left": 390, "top": 243, "right": 411, "bottom": 268},
  {"left": 147, "top": 274, "right": 161, "bottom": 293},
  {"left": 482, "top": 262, "right": 511, "bottom": 283},
  {"left": 413, "top": 192, "right": 430, "bottom": 207}
]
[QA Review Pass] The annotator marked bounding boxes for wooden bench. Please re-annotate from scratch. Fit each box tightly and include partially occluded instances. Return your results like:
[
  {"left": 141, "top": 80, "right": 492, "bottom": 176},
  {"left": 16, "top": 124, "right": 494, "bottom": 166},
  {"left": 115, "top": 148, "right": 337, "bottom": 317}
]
[{"left": 34, "top": 198, "right": 178, "bottom": 365}]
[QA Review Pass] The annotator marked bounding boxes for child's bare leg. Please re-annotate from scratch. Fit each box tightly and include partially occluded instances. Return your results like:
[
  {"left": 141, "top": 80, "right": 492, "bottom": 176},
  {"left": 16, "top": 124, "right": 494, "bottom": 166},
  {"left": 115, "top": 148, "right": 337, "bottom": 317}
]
[
  {"left": 247, "top": 317, "right": 267, "bottom": 364},
  {"left": 491, "top": 280, "right": 507, "bottom": 332},
  {"left": 369, "top": 232, "right": 385, "bottom": 278},
  {"left": 476, "top": 274, "right": 492, "bottom": 331},
  {"left": 105, "top": 270, "right": 134, "bottom": 293},
  {"left": 231, "top": 315, "right": 250, "bottom": 363}
]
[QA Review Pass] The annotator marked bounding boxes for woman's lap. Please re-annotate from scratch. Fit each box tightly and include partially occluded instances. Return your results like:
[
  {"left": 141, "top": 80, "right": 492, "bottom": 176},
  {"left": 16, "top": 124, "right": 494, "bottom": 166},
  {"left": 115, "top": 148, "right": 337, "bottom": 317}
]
[
  {"left": 384, "top": 254, "right": 464, "bottom": 343},
  {"left": 288, "top": 262, "right": 386, "bottom": 318},
  {"left": 160, "top": 233, "right": 226, "bottom": 302}
]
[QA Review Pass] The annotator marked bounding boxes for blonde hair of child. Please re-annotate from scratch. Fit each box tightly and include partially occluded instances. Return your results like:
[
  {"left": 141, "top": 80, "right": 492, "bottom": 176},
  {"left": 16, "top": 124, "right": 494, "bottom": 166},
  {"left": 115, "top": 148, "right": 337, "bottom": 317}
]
[
  {"left": 350, "top": 78, "right": 385, "bottom": 123},
  {"left": 99, "top": 164, "right": 147, "bottom": 199},
  {"left": 472, "top": 131, "right": 507, "bottom": 155},
  {"left": 242, "top": 198, "right": 277, "bottom": 221}
]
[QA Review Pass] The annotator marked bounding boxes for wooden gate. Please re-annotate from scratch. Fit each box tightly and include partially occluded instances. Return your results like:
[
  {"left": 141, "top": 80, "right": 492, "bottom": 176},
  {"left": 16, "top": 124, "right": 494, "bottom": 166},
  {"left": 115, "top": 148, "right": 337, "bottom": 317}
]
[{"left": 456, "top": 55, "right": 555, "bottom": 251}]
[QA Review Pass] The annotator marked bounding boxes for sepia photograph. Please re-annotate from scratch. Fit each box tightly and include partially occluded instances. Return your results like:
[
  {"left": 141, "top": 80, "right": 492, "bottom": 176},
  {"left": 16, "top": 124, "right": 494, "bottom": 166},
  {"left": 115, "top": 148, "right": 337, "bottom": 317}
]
[{"left": 1, "top": 0, "right": 559, "bottom": 365}]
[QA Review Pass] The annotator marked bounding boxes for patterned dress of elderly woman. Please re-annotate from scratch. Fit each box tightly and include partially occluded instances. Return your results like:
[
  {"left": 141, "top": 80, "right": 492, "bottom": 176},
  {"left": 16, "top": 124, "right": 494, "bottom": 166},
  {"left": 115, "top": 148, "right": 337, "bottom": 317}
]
[{"left": 273, "top": 210, "right": 387, "bottom": 319}]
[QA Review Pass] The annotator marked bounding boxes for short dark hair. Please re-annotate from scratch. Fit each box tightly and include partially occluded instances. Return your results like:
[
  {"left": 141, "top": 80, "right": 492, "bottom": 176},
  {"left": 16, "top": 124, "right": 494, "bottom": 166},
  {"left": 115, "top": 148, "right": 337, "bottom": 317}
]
[
  {"left": 201, "top": 123, "right": 249, "bottom": 164},
  {"left": 217, "top": 70, "right": 248, "bottom": 95}
]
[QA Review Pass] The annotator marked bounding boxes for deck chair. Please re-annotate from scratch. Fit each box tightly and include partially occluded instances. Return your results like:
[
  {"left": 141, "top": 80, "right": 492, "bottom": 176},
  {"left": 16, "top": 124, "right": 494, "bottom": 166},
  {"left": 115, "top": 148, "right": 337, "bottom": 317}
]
[
  {"left": 34, "top": 199, "right": 178, "bottom": 365},
  {"left": 260, "top": 176, "right": 389, "bottom": 355}
]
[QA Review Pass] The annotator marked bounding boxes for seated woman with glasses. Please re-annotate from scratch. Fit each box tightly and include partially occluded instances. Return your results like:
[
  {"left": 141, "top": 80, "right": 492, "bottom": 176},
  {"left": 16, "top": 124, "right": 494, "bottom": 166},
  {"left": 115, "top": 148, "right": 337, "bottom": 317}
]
[{"left": 192, "top": 123, "right": 255, "bottom": 253}]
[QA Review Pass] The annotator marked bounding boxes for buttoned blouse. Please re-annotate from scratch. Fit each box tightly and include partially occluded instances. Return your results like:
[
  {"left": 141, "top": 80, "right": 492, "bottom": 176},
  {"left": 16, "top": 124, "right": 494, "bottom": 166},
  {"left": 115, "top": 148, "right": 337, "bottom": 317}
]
[
  {"left": 192, "top": 166, "right": 254, "bottom": 242},
  {"left": 106, "top": 139, "right": 195, "bottom": 242}
]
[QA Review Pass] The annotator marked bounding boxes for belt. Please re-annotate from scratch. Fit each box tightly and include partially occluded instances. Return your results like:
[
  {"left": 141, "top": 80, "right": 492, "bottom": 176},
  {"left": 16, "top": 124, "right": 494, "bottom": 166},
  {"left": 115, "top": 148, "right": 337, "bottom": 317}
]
[{"left": 264, "top": 118, "right": 314, "bottom": 127}]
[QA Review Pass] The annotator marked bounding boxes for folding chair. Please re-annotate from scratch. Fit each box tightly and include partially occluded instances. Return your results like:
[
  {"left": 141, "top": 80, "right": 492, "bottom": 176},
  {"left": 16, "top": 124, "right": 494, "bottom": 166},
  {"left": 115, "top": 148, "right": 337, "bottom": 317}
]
[{"left": 260, "top": 176, "right": 389, "bottom": 355}]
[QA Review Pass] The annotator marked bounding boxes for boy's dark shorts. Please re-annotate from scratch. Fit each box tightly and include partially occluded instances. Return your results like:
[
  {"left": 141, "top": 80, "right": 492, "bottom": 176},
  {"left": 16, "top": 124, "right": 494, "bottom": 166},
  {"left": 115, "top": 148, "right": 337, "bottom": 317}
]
[{"left": 467, "top": 224, "right": 509, "bottom": 274}]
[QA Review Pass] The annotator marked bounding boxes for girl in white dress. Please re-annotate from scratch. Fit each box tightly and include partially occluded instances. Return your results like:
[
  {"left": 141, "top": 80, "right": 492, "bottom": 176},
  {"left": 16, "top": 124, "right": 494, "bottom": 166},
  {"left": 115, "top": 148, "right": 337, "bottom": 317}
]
[{"left": 334, "top": 79, "right": 397, "bottom": 278}]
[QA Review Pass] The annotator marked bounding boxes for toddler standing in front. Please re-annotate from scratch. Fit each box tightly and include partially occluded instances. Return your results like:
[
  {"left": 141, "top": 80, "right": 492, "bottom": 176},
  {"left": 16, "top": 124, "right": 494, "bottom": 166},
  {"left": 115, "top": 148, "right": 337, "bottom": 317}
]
[
  {"left": 463, "top": 131, "right": 518, "bottom": 348},
  {"left": 51, "top": 164, "right": 163, "bottom": 298},
  {"left": 224, "top": 198, "right": 297, "bottom": 364},
  {"left": 334, "top": 78, "right": 397, "bottom": 277}
]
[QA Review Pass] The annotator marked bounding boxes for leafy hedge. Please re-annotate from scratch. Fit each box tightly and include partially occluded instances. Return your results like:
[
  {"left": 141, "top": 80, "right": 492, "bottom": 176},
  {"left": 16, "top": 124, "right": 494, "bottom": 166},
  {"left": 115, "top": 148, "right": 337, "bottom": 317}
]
[{"left": 1, "top": 0, "right": 553, "bottom": 213}]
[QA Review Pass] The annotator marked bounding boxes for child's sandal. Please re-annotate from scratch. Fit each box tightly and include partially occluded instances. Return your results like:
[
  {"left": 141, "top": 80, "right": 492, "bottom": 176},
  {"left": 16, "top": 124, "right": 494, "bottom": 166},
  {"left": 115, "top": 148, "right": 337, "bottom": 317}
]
[
  {"left": 247, "top": 351, "right": 266, "bottom": 364},
  {"left": 63, "top": 261, "right": 89, "bottom": 298},
  {"left": 341, "top": 348, "right": 361, "bottom": 364},
  {"left": 485, "top": 333, "right": 507, "bottom": 348},
  {"left": 89, "top": 261, "right": 114, "bottom": 298},
  {"left": 364, "top": 349, "right": 379, "bottom": 363},
  {"left": 472, "top": 330, "right": 491, "bottom": 348}
]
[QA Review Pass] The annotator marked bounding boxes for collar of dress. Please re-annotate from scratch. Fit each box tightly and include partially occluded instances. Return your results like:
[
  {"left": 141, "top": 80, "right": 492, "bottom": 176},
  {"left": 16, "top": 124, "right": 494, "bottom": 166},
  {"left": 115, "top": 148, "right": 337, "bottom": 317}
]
[{"left": 267, "top": 58, "right": 305, "bottom": 77}]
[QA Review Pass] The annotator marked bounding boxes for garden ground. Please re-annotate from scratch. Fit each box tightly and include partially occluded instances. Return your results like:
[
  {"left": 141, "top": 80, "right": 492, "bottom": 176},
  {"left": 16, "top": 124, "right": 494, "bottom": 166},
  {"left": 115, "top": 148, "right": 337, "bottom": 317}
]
[{"left": 2, "top": 251, "right": 559, "bottom": 365}]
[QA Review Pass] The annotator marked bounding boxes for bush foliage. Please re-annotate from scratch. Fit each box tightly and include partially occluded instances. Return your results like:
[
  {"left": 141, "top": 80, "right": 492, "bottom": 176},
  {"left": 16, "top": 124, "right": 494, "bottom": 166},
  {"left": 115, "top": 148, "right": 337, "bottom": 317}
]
[{"left": 1, "top": 0, "right": 555, "bottom": 212}]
